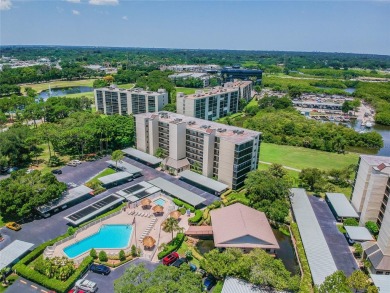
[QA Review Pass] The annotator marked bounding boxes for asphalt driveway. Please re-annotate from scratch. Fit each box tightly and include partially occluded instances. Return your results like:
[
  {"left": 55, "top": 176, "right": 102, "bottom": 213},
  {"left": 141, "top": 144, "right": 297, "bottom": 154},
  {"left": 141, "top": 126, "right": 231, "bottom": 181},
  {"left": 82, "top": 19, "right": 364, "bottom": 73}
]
[{"left": 309, "top": 196, "right": 358, "bottom": 277}]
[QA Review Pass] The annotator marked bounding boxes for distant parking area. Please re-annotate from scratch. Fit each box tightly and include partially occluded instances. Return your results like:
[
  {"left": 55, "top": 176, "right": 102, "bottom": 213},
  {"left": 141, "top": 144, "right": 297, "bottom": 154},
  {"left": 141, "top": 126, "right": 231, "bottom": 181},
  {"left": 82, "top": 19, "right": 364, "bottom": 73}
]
[{"left": 309, "top": 196, "right": 358, "bottom": 276}]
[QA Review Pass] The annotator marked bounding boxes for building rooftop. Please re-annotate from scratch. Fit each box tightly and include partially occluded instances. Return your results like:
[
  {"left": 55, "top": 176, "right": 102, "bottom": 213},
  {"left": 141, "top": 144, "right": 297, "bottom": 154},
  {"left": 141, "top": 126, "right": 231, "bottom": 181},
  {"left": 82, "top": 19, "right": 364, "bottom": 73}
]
[
  {"left": 210, "top": 203, "right": 279, "bottom": 250},
  {"left": 222, "top": 277, "right": 285, "bottom": 293},
  {"left": 106, "top": 160, "right": 142, "bottom": 174},
  {"left": 122, "top": 147, "right": 163, "bottom": 165},
  {"left": 370, "top": 274, "right": 390, "bottom": 293},
  {"left": 290, "top": 188, "right": 337, "bottom": 285},
  {"left": 136, "top": 111, "right": 261, "bottom": 144},
  {"left": 179, "top": 170, "right": 228, "bottom": 193},
  {"left": 362, "top": 242, "right": 390, "bottom": 271},
  {"left": 98, "top": 171, "right": 133, "bottom": 185},
  {"left": 36, "top": 185, "right": 93, "bottom": 214},
  {"left": 326, "top": 193, "right": 359, "bottom": 218},
  {"left": 96, "top": 86, "right": 166, "bottom": 95},
  {"left": 360, "top": 155, "right": 390, "bottom": 166},
  {"left": 178, "top": 86, "right": 239, "bottom": 100},
  {"left": 148, "top": 177, "right": 206, "bottom": 207},
  {"left": 344, "top": 226, "right": 374, "bottom": 242},
  {"left": 0, "top": 240, "right": 34, "bottom": 270}
]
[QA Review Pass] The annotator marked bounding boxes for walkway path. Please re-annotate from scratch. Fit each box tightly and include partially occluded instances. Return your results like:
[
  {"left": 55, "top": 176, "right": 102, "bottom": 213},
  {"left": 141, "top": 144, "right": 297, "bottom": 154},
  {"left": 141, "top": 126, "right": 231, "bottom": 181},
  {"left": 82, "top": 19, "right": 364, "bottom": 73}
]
[{"left": 259, "top": 161, "right": 301, "bottom": 172}]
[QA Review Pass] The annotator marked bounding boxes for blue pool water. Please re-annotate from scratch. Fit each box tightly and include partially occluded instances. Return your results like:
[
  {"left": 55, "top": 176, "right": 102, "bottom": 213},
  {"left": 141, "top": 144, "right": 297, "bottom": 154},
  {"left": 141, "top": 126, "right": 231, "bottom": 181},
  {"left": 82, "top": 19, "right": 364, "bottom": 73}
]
[
  {"left": 63, "top": 224, "right": 132, "bottom": 258},
  {"left": 154, "top": 198, "right": 166, "bottom": 206}
]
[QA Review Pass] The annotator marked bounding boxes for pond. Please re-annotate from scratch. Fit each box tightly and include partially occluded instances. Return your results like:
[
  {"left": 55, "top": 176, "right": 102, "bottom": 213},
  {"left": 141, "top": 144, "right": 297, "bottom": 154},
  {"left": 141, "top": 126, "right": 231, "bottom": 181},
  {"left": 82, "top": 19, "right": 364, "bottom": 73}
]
[
  {"left": 38, "top": 86, "right": 93, "bottom": 100},
  {"left": 196, "top": 240, "right": 215, "bottom": 255},
  {"left": 273, "top": 229, "right": 300, "bottom": 275},
  {"left": 315, "top": 86, "right": 355, "bottom": 94}
]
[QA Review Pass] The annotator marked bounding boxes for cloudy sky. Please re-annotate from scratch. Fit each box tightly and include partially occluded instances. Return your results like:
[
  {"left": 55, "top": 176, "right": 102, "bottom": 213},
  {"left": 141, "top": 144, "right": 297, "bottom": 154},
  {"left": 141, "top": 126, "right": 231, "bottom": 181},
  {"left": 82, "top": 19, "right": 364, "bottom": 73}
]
[{"left": 1, "top": 0, "right": 389, "bottom": 55}]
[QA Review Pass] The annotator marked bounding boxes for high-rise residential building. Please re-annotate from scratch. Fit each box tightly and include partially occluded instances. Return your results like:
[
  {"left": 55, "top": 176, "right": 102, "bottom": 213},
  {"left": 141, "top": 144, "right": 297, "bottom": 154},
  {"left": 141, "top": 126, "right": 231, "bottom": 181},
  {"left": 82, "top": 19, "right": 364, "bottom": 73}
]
[
  {"left": 351, "top": 155, "right": 390, "bottom": 274},
  {"left": 94, "top": 86, "right": 168, "bottom": 115},
  {"left": 176, "top": 82, "right": 253, "bottom": 121},
  {"left": 134, "top": 111, "right": 261, "bottom": 189}
]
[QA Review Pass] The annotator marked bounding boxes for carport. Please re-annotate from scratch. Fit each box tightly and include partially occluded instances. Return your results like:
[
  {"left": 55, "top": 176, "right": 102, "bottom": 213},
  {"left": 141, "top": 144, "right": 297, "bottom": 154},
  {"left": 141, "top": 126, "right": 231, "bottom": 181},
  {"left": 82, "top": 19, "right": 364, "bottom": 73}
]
[
  {"left": 98, "top": 171, "right": 133, "bottom": 188},
  {"left": 325, "top": 193, "right": 359, "bottom": 221},
  {"left": 0, "top": 240, "right": 34, "bottom": 271},
  {"left": 122, "top": 148, "right": 162, "bottom": 167},
  {"left": 106, "top": 160, "right": 142, "bottom": 177},
  {"left": 178, "top": 170, "right": 228, "bottom": 195},
  {"left": 344, "top": 226, "right": 374, "bottom": 243}
]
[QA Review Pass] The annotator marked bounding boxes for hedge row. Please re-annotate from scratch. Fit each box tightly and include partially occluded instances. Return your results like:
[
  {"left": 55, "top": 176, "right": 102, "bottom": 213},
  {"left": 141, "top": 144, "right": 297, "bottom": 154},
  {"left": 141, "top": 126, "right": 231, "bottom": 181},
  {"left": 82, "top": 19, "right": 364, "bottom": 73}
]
[
  {"left": 157, "top": 233, "right": 185, "bottom": 259},
  {"left": 188, "top": 210, "right": 203, "bottom": 224},
  {"left": 290, "top": 223, "right": 313, "bottom": 293},
  {"left": 95, "top": 256, "right": 133, "bottom": 268},
  {"left": 14, "top": 256, "right": 92, "bottom": 293},
  {"left": 172, "top": 198, "right": 195, "bottom": 212}
]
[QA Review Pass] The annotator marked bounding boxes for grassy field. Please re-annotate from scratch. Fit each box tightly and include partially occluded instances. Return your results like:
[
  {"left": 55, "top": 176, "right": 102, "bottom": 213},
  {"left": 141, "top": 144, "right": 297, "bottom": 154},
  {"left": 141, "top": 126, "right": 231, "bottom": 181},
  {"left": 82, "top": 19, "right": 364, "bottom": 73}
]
[
  {"left": 87, "top": 168, "right": 116, "bottom": 185},
  {"left": 260, "top": 143, "right": 359, "bottom": 171},
  {"left": 0, "top": 214, "right": 4, "bottom": 227},
  {"left": 21, "top": 79, "right": 96, "bottom": 94},
  {"left": 175, "top": 87, "right": 197, "bottom": 95}
]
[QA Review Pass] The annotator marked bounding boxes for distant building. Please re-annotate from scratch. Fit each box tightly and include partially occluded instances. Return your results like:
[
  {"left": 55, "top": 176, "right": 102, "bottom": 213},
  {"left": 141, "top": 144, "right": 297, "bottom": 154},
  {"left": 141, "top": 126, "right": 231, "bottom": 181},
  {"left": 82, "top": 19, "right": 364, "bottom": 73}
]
[
  {"left": 94, "top": 86, "right": 168, "bottom": 115},
  {"left": 221, "top": 67, "right": 262, "bottom": 84},
  {"left": 134, "top": 111, "right": 261, "bottom": 189},
  {"left": 351, "top": 155, "right": 390, "bottom": 274},
  {"left": 168, "top": 72, "right": 211, "bottom": 87},
  {"left": 161, "top": 64, "right": 220, "bottom": 73}
]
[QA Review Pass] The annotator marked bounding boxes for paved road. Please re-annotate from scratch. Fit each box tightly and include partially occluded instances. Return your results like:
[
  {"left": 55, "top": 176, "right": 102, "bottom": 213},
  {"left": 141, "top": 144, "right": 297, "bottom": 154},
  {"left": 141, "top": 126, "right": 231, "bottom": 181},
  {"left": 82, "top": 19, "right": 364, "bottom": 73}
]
[
  {"left": 309, "top": 196, "right": 358, "bottom": 277},
  {"left": 5, "top": 277, "right": 52, "bottom": 293}
]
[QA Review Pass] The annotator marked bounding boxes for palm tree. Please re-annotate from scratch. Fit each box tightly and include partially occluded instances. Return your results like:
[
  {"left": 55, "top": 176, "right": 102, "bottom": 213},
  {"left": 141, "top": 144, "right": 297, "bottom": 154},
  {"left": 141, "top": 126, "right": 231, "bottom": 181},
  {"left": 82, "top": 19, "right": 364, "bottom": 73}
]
[
  {"left": 162, "top": 217, "right": 181, "bottom": 240},
  {"left": 111, "top": 150, "right": 124, "bottom": 170}
]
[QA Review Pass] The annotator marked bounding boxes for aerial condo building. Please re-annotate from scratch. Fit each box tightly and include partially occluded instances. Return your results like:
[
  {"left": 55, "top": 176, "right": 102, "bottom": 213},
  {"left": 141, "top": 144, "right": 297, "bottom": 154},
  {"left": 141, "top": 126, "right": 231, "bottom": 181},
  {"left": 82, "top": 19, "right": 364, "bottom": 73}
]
[
  {"left": 94, "top": 86, "right": 168, "bottom": 115},
  {"left": 134, "top": 111, "right": 261, "bottom": 189},
  {"left": 351, "top": 155, "right": 390, "bottom": 274}
]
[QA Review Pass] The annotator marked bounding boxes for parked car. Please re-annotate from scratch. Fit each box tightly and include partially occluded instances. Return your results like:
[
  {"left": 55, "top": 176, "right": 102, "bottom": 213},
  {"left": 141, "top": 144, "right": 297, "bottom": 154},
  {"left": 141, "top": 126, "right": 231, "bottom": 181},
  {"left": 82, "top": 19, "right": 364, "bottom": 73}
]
[
  {"left": 7, "top": 167, "right": 18, "bottom": 174},
  {"left": 71, "top": 160, "right": 82, "bottom": 165},
  {"left": 6, "top": 222, "right": 21, "bottom": 231},
  {"left": 196, "top": 268, "right": 207, "bottom": 277},
  {"left": 171, "top": 257, "right": 188, "bottom": 268},
  {"left": 90, "top": 264, "right": 111, "bottom": 275},
  {"left": 203, "top": 275, "right": 216, "bottom": 291},
  {"left": 75, "top": 279, "right": 97, "bottom": 292},
  {"left": 51, "top": 169, "right": 62, "bottom": 175},
  {"left": 67, "top": 162, "right": 77, "bottom": 167},
  {"left": 189, "top": 263, "right": 197, "bottom": 272},
  {"left": 162, "top": 252, "right": 179, "bottom": 266}
]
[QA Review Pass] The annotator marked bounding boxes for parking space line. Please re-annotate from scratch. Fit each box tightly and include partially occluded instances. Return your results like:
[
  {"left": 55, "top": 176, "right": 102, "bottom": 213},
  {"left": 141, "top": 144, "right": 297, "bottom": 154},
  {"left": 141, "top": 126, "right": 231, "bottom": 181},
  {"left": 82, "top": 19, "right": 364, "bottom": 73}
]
[
  {"left": 20, "top": 279, "right": 27, "bottom": 284},
  {"left": 31, "top": 285, "right": 38, "bottom": 289},
  {"left": 41, "top": 290, "right": 48, "bottom": 293}
]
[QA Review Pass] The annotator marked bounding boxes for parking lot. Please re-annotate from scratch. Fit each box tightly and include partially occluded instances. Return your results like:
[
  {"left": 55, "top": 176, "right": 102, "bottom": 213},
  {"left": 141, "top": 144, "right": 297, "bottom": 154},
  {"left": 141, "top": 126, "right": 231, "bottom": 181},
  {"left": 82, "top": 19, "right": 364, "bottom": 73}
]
[{"left": 309, "top": 196, "right": 358, "bottom": 276}]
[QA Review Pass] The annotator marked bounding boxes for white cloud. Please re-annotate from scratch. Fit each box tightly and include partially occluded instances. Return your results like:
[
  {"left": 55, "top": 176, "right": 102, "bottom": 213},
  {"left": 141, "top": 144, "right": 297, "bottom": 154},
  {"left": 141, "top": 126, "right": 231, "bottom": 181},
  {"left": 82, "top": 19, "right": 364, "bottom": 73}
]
[
  {"left": 122, "top": 16, "right": 128, "bottom": 20},
  {"left": 72, "top": 9, "right": 80, "bottom": 15},
  {"left": 66, "top": 0, "right": 81, "bottom": 3},
  {"left": 0, "top": 0, "right": 12, "bottom": 11},
  {"left": 89, "top": 0, "right": 118, "bottom": 6}
]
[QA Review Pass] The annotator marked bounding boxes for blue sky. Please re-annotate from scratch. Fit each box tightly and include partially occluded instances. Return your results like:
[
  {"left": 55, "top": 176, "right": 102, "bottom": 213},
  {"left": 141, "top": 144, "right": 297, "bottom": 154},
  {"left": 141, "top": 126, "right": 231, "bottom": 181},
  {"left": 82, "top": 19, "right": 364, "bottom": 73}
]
[{"left": 1, "top": 0, "right": 390, "bottom": 55}]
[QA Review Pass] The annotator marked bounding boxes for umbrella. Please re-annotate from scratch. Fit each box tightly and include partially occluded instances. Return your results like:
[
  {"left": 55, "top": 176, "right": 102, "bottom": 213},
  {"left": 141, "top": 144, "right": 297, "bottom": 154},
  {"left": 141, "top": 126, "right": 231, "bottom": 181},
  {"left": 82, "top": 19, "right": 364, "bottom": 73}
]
[
  {"left": 170, "top": 210, "right": 181, "bottom": 219},
  {"left": 141, "top": 198, "right": 152, "bottom": 206},
  {"left": 152, "top": 205, "right": 164, "bottom": 213},
  {"left": 143, "top": 236, "right": 156, "bottom": 248}
]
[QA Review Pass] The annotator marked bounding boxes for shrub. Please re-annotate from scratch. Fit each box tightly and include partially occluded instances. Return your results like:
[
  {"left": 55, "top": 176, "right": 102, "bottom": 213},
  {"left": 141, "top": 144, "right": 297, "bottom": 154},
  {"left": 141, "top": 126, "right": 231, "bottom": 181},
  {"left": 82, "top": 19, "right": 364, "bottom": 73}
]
[
  {"left": 173, "top": 198, "right": 195, "bottom": 212},
  {"left": 67, "top": 227, "right": 76, "bottom": 236},
  {"left": 90, "top": 248, "right": 97, "bottom": 259},
  {"left": 98, "top": 251, "right": 108, "bottom": 262},
  {"left": 158, "top": 233, "right": 185, "bottom": 259},
  {"left": 365, "top": 221, "right": 379, "bottom": 235},
  {"left": 131, "top": 245, "right": 137, "bottom": 257},
  {"left": 211, "top": 200, "right": 221, "bottom": 209},
  {"left": 119, "top": 250, "right": 126, "bottom": 261},
  {"left": 353, "top": 243, "right": 363, "bottom": 258},
  {"left": 344, "top": 218, "right": 359, "bottom": 226},
  {"left": 188, "top": 210, "right": 203, "bottom": 224}
]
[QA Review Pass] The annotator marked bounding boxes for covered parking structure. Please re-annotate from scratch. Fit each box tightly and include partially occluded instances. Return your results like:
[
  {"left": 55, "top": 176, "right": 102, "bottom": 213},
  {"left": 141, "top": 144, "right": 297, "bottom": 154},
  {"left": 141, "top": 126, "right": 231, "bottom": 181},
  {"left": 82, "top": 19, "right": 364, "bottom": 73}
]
[
  {"left": 117, "top": 181, "right": 161, "bottom": 202},
  {"left": 344, "top": 226, "right": 374, "bottom": 244},
  {"left": 122, "top": 147, "right": 162, "bottom": 167},
  {"left": 0, "top": 240, "right": 34, "bottom": 271},
  {"left": 178, "top": 170, "right": 228, "bottom": 195},
  {"left": 106, "top": 160, "right": 142, "bottom": 178},
  {"left": 98, "top": 171, "right": 133, "bottom": 188},
  {"left": 64, "top": 194, "right": 123, "bottom": 226},
  {"left": 36, "top": 185, "right": 93, "bottom": 217},
  {"left": 325, "top": 193, "right": 359, "bottom": 221},
  {"left": 290, "top": 188, "right": 337, "bottom": 286},
  {"left": 148, "top": 177, "right": 206, "bottom": 208}
]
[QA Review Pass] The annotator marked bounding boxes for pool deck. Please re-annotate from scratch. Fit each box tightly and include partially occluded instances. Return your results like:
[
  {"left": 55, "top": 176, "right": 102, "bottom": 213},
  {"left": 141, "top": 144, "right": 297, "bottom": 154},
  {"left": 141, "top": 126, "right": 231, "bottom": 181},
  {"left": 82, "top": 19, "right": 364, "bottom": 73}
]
[{"left": 51, "top": 195, "right": 190, "bottom": 263}]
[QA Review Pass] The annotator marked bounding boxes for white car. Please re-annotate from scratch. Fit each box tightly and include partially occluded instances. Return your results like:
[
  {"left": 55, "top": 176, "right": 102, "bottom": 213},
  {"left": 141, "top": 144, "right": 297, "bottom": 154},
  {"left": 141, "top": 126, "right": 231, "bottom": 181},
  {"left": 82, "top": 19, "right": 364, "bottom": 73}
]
[
  {"left": 75, "top": 279, "right": 97, "bottom": 292},
  {"left": 71, "top": 160, "right": 82, "bottom": 165}
]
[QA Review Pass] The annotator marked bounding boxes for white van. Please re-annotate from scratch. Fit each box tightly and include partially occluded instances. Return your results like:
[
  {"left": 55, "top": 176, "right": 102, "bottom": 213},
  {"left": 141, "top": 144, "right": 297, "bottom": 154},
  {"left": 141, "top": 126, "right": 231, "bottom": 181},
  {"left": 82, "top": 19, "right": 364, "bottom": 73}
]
[{"left": 75, "top": 279, "right": 98, "bottom": 292}]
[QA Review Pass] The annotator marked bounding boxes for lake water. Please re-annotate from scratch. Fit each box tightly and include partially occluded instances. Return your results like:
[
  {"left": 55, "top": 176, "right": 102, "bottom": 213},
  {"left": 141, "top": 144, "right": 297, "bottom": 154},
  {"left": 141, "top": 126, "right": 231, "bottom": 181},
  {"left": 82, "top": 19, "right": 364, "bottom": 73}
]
[
  {"left": 38, "top": 86, "right": 93, "bottom": 100},
  {"left": 273, "top": 229, "right": 299, "bottom": 275},
  {"left": 315, "top": 86, "right": 355, "bottom": 94}
]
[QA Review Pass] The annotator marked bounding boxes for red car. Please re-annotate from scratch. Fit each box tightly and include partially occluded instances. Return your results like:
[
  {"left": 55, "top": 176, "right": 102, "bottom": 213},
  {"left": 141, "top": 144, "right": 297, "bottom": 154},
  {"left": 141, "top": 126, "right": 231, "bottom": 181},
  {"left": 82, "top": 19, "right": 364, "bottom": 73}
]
[
  {"left": 68, "top": 289, "right": 86, "bottom": 293},
  {"left": 162, "top": 252, "right": 179, "bottom": 266}
]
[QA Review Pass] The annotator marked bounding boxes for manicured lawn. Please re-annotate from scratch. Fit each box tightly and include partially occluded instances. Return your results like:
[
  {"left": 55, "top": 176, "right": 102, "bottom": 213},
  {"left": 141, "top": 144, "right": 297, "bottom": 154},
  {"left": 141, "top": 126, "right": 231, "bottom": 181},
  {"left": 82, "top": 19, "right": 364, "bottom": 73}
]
[
  {"left": 61, "top": 91, "right": 95, "bottom": 99},
  {"left": 0, "top": 214, "right": 4, "bottom": 227},
  {"left": 87, "top": 168, "right": 116, "bottom": 185},
  {"left": 246, "top": 98, "right": 258, "bottom": 107},
  {"left": 20, "top": 79, "right": 96, "bottom": 94},
  {"left": 260, "top": 143, "right": 359, "bottom": 171},
  {"left": 175, "top": 87, "right": 197, "bottom": 95},
  {"left": 177, "top": 241, "right": 200, "bottom": 268}
]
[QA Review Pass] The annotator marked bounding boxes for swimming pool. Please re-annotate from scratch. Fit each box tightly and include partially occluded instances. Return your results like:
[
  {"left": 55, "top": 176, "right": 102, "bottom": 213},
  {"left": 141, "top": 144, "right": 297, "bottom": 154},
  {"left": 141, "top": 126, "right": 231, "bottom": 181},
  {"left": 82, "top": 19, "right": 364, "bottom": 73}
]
[
  {"left": 154, "top": 198, "right": 166, "bottom": 206},
  {"left": 63, "top": 224, "right": 132, "bottom": 258}
]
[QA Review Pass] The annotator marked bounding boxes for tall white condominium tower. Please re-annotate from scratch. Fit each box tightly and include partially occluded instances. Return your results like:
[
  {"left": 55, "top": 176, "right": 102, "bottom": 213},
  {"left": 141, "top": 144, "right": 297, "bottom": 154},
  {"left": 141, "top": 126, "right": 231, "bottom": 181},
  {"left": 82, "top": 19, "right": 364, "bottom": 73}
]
[
  {"left": 351, "top": 155, "right": 390, "bottom": 274},
  {"left": 95, "top": 86, "right": 168, "bottom": 115},
  {"left": 134, "top": 111, "right": 261, "bottom": 189}
]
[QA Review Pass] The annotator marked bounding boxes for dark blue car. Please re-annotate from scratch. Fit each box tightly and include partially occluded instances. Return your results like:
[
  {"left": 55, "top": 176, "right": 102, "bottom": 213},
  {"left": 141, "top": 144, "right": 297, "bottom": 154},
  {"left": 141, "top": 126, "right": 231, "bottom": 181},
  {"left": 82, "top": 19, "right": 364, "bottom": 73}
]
[
  {"left": 203, "top": 275, "right": 216, "bottom": 291},
  {"left": 90, "top": 264, "right": 111, "bottom": 275}
]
